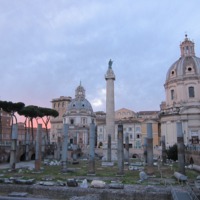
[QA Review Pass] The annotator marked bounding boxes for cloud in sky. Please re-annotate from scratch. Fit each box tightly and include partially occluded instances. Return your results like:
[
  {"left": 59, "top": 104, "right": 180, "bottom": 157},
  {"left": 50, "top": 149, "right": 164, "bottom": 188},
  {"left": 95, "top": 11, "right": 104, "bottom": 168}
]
[{"left": 1, "top": 0, "right": 200, "bottom": 114}]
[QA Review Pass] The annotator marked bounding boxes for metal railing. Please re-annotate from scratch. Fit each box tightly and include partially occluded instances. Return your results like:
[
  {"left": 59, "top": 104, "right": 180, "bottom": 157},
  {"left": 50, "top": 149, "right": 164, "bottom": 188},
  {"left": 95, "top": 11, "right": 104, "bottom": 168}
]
[
  {"left": 186, "top": 145, "right": 200, "bottom": 152},
  {"left": 186, "top": 183, "right": 199, "bottom": 200}
]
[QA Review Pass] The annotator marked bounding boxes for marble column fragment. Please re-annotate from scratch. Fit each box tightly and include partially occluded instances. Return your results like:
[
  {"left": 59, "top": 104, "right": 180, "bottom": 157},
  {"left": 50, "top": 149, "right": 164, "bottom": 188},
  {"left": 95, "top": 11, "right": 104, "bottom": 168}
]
[
  {"left": 117, "top": 124, "right": 124, "bottom": 175},
  {"left": 88, "top": 122, "right": 95, "bottom": 175},
  {"left": 161, "top": 135, "right": 167, "bottom": 164},
  {"left": 10, "top": 124, "right": 18, "bottom": 170},
  {"left": 143, "top": 137, "right": 147, "bottom": 164},
  {"left": 146, "top": 123, "right": 154, "bottom": 174},
  {"left": 107, "top": 134, "right": 111, "bottom": 162},
  {"left": 41, "top": 131, "right": 45, "bottom": 160},
  {"left": 35, "top": 124, "right": 42, "bottom": 171},
  {"left": 124, "top": 132, "right": 129, "bottom": 163},
  {"left": 61, "top": 124, "right": 68, "bottom": 172},
  {"left": 176, "top": 122, "right": 185, "bottom": 175},
  {"left": 55, "top": 137, "right": 61, "bottom": 160}
]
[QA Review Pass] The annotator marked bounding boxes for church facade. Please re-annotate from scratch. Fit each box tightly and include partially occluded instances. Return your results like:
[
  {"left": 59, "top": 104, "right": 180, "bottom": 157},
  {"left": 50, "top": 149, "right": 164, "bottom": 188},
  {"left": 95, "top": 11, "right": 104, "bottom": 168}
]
[
  {"left": 63, "top": 83, "right": 96, "bottom": 148},
  {"left": 160, "top": 35, "right": 200, "bottom": 147}
]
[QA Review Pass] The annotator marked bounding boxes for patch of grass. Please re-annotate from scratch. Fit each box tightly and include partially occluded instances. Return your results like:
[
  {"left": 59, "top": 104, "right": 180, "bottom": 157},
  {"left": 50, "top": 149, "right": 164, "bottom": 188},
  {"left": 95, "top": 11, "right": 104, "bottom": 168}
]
[{"left": 0, "top": 160, "right": 199, "bottom": 185}]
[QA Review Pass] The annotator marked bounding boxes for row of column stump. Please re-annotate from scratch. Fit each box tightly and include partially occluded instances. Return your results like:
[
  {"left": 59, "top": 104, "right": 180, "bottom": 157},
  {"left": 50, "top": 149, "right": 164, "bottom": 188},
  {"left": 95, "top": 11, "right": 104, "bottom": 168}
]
[{"left": 9, "top": 122, "right": 186, "bottom": 176}]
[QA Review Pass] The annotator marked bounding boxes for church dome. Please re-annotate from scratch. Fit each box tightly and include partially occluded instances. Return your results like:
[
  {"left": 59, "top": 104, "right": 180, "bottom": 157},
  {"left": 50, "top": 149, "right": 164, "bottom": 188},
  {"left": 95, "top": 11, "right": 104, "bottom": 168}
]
[
  {"left": 163, "top": 35, "right": 200, "bottom": 109},
  {"left": 67, "top": 98, "right": 93, "bottom": 113},
  {"left": 67, "top": 83, "right": 93, "bottom": 114},
  {"left": 166, "top": 35, "right": 200, "bottom": 84}
]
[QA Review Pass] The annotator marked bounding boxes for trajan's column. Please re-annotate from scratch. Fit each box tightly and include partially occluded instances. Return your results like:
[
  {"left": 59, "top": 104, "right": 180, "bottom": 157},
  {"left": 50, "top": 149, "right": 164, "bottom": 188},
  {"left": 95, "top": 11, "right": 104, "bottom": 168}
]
[{"left": 104, "top": 59, "right": 116, "bottom": 161}]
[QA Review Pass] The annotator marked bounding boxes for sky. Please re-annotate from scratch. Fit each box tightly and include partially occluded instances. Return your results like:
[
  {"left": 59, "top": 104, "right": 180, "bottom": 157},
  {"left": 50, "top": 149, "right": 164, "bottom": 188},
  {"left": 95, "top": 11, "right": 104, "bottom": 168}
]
[{"left": 1, "top": 0, "right": 200, "bottom": 115}]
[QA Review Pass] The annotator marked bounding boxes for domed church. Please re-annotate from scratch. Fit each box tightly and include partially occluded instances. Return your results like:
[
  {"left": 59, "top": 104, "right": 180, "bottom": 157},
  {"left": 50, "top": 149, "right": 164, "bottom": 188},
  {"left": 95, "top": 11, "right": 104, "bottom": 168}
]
[
  {"left": 63, "top": 83, "right": 95, "bottom": 148},
  {"left": 160, "top": 35, "right": 200, "bottom": 147}
]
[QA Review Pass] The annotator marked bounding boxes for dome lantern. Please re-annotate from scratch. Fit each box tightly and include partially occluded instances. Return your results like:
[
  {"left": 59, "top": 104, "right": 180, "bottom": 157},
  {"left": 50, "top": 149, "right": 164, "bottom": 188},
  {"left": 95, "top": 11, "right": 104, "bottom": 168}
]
[
  {"left": 180, "top": 34, "right": 195, "bottom": 57},
  {"left": 75, "top": 82, "right": 85, "bottom": 99}
]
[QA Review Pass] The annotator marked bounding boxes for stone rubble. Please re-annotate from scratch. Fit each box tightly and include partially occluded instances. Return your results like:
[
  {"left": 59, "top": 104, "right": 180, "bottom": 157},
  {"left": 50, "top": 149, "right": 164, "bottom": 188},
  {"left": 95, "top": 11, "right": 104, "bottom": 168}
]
[{"left": 91, "top": 180, "right": 106, "bottom": 188}]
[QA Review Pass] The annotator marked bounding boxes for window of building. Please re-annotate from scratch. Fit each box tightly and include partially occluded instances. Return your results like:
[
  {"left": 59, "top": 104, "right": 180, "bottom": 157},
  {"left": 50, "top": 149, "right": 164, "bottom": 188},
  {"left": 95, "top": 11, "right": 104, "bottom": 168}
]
[
  {"left": 186, "top": 46, "right": 189, "bottom": 54},
  {"left": 171, "top": 89, "right": 174, "bottom": 100},
  {"left": 189, "top": 86, "right": 195, "bottom": 98},
  {"left": 53, "top": 103, "right": 56, "bottom": 108},
  {"left": 58, "top": 102, "right": 60, "bottom": 108},
  {"left": 130, "top": 134, "right": 133, "bottom": 139},
  {"left": 137, "top": 134, "right": 140, "bottom": 139},
  {"left": 70, "top": 118, "right": 74, "bottom": 125},
  {"left": 62, "top": 102, "right": 64, "bottom": 107},
  {"left": 128, "top": 127, "right": 132, "bottom": 131},
  {"left": 99, "top": 134, "right": 103, "bottom": 140},
  {"left": 70, "top": 138, "right": 73, "bottom": 144},
  {"left": 135, "top": 127, "right": 141, "bottom": 133},
  {"left": 81, "top": 117, "right": 87, "bottom": 125},
  {"left": 99, "top": 128, "right": 102, "bottom": 132}
]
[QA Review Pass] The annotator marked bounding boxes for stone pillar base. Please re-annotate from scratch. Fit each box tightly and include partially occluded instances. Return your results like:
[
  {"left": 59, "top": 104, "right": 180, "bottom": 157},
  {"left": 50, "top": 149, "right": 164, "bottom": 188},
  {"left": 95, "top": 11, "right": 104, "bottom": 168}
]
[{"left": 146, "top": 166, "right": 154, "bottom": 175}]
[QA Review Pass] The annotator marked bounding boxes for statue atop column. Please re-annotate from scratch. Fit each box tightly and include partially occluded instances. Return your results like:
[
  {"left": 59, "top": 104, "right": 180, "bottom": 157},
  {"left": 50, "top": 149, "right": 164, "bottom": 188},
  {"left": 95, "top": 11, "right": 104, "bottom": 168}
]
[{"left": 108, "top": 59, "right": 113, "bottom": 69}]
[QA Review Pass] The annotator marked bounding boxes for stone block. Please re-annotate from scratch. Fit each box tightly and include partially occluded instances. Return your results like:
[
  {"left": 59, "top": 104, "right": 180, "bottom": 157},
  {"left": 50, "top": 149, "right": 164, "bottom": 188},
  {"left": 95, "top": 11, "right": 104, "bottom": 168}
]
[
  {"left": 174, "top": 172, "right": 187, "bottom": 181},
  {"left": 195, "top": 180, "right": 200, "bottom": 189},
  {"left": 8, "top": 192, "right": 28, "bottom": 197},
  {"left": 101, "top": 162, "right": 114, "bottom": 167},
  {"left": 139, "top": 171, "right": 148, "bottom": 181},
  {"left": 80, "top": 179, "right": 88, "bottom": 188},
  {"left": 14, "top": 178, "right": 35, "bottom": 185},
  {"left": 108, "top": 183, "right": 124, "bottom": 189},
  {"left": 39, "top": 181, "right": 55, "bottom": 186},
  {"left": 70, "top": 194, "right": 100, "bottom": 200},
  {"left": 67, "top": 179, "right": 78, "bottom": 187},
  {"left": 4, "top": 178, "right": 13, "bottom": 184},
  {"left": 91, "top": 180, "right": 106, "bottom": 188}
]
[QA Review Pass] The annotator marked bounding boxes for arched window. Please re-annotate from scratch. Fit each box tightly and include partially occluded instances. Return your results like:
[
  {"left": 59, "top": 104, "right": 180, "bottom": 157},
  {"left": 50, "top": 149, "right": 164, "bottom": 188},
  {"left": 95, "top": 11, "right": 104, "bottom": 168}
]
[{"left": 189, "top": 86, "right": 195, "bottom": 98}]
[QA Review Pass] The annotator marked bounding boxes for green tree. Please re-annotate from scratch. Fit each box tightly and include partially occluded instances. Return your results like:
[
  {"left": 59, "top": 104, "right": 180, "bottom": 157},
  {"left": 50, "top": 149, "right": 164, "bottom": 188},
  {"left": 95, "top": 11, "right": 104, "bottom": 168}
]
[
  {"left": 38, "top": 107, "right": 58, "bottom": 142},
  {"left": 166, "top": 144, "right": 178, "bottom": 161},
  {"left": 18, "top": 105, "right": 41, "bottom": 141},
  {"left": 0, "top": 100, "right": 25, "bottom": 125}
]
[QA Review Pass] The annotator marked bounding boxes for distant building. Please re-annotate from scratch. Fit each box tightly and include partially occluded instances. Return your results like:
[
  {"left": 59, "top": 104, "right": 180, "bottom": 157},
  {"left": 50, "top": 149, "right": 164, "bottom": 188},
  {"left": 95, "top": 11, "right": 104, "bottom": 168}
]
[
  {"left": 115, "top": 108, "right": 136, "bottom": 119},
  {"left": 0, "top": 109, "right": 11, "bottom": 141},
  {"left": 96, "top": 108, "right": 160, "bottom": 150},
  {"left": 50, "top": 96, "right": 72, "bottom": 143},
  {"left": 63, "top": 83, "right": 95, "bottom": 148},
  {"left": 160, "top": 35, "right": 200, "bottom": 147},
  {"left": 137, "top": 111, "right": 159, "bottom": 119},
  {"left": 17, "top": 122, "right": 49, "bottom": 144}
]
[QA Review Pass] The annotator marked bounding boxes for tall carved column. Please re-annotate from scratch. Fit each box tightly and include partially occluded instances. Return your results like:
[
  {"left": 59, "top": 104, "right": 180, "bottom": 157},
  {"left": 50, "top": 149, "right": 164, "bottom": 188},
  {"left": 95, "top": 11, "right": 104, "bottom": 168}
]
[{"left": 104, "top": 59, "right": 116, "bottom": 161}]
